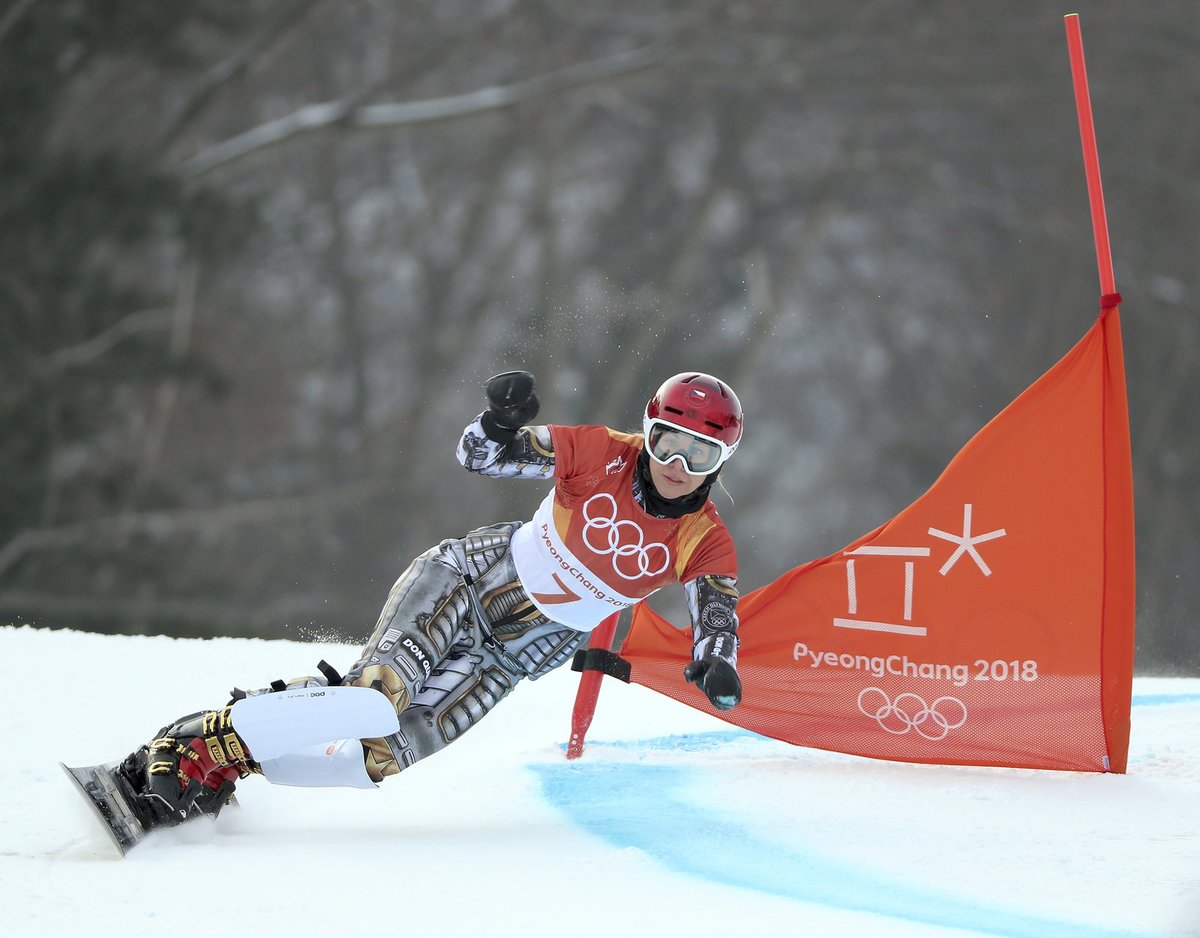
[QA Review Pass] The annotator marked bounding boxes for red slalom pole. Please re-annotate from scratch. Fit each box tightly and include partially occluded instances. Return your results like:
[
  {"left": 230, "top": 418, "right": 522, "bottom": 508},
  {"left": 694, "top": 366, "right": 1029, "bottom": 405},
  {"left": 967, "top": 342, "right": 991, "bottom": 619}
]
[
  {"left": 565, "top": 612, "right": 620, "bottom": 760},
  {"left": 1067, "top": 13, "right": 1134, "bottom": 774},
  {"left": 1064, "top": 13, "right": 1118, "bottom": 301}
]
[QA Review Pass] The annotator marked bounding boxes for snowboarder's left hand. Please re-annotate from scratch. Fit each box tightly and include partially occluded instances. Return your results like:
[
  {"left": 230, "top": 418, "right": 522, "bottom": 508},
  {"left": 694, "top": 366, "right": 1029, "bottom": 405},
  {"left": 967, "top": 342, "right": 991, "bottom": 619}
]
[{"left": 684, "top": 656, "right": 742, "bottom": 711}]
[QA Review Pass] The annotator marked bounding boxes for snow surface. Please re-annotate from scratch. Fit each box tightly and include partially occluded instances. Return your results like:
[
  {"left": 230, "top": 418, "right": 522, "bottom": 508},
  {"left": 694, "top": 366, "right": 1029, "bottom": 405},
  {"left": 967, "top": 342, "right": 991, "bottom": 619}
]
[{"left": 2, "top": 624, "right": 1198, "bottom": 938}]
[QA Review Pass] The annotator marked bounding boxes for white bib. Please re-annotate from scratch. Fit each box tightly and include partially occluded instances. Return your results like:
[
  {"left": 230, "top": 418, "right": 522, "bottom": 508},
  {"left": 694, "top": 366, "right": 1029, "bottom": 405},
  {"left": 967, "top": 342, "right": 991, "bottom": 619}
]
[{"left": 511, "top": 491, "right": 651, "bottom": 629}]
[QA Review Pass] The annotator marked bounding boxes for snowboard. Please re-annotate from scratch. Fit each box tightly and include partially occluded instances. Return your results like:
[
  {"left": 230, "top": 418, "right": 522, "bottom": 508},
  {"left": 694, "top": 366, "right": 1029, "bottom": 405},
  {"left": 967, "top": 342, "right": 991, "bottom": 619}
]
[{"left": 61, "top": 761, "right": 148, "bottom": 856}]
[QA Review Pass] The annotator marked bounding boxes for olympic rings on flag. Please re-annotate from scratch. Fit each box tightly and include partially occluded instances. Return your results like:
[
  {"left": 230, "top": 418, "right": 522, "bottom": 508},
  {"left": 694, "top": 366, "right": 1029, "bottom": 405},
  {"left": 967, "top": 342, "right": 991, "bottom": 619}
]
[
  {"left": 856, "top": 687, "right": 968, "bottom": 741},
  {"left": 582, "top": 493, "right": 671, "bottom": 580}
]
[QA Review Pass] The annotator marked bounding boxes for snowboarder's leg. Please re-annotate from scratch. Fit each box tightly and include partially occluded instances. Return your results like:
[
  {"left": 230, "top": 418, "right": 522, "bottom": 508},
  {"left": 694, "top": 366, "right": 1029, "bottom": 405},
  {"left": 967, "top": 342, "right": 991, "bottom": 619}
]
[
  {"left": 109, "top": 522, "right": 578, "bottom": 817},
  {"left": 105, "top": 540, "right": 472, "bottom": 824},
  {"left": 339, "top": 542, "right": 477, "bottom": 717},
  {"left": 357, "top": 617, "right": 587, "bottom": 779}
]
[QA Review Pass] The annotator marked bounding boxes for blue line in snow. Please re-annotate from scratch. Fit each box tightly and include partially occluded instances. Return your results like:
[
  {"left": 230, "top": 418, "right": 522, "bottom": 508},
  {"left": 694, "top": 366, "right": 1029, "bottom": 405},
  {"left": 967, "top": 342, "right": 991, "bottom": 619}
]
[
  {"left": 534, "top": 760, "right": 1150, "bottom": 938},
  {"left": 1131, "top": 692, "right": 1200, "bottom": 707},
  {"left": 532, "top": 687, "right": 1196, "bottom": 936}
]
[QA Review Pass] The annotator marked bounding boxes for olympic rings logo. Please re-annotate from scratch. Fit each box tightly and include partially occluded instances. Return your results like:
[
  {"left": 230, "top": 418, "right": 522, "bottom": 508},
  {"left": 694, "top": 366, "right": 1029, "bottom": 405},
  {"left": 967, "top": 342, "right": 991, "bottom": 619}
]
[
  {"left": 856, "top": 687, "right": 968, "bottom": 741},
  {"left": 581, "top": 493, "right": 670, "bottom": 580}
]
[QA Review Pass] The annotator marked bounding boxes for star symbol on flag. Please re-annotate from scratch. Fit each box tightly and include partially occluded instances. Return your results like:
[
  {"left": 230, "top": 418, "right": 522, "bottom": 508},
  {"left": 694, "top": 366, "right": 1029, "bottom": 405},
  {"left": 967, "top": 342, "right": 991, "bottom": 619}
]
[{"left": 928, "top": 503, "right": 1007, "bottom": 576}]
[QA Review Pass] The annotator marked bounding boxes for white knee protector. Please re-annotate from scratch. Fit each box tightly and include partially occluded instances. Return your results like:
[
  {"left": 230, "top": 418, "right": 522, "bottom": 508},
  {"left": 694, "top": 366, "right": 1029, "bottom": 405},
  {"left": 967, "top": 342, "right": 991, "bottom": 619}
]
[
  {"left": 231, "top": 685, "right": 398, "bottom": 760},
  {"left": 257, "top": 739, "right": 375, "bottom": 789},
  {"left": 231, "top": 686, "right": 398, "bottom": 789}
]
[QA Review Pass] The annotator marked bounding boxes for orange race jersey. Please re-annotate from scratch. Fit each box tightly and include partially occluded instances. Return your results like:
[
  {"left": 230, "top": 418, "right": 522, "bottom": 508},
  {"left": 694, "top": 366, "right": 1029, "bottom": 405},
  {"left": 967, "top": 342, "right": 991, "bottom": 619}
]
[{"left": 507, "top": 424, "right": 737, "bottom": 630}]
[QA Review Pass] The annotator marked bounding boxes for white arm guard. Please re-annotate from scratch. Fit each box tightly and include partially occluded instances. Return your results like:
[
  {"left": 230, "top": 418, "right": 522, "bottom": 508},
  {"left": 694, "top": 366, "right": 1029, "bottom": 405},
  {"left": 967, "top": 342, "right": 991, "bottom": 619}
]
[{"left": 456, "top": 412, "right": 556, "bottom": 479}]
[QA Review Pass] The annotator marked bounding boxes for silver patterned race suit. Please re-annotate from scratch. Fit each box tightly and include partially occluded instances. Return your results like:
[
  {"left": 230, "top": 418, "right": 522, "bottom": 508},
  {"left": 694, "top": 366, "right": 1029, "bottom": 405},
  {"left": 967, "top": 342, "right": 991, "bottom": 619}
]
[
  {"left": 114, "top": 412, "right": 741, "bottom": 830},
  {"left": 322, "top": 414, "right": 740, "bottom": 781}
]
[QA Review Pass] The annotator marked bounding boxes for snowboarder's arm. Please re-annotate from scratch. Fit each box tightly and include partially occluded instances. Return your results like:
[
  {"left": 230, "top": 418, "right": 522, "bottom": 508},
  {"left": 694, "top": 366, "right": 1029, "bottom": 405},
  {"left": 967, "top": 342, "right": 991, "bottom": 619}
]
[
  {"left": 683, "top": 574, "right": 742, "bottom": 710},
  {"left": 457, "top": 370, "right": 556, "bottom": 478},
  {"left": 457, "top": 415, "right": 556, "bottom": 479}
]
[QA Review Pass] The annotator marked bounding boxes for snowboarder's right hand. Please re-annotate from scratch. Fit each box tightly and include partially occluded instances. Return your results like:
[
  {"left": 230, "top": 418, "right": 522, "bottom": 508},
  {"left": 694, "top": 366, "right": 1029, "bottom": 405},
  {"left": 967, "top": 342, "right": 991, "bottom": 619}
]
[
  {"left": 482, "top": 370, "right": 539, "bottom": 442},
  {"left": 684, "top": 656, "right": 742, "bottom": 711}
]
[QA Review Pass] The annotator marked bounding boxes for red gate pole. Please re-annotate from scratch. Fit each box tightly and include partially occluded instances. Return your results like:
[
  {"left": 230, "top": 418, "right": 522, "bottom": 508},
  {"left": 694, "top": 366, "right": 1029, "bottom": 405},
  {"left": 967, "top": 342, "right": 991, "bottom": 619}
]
[
  {"left": 1066, "top": 13, "right": 1134, "bottom": 773},
  {"left": 565, "top": 611, "right": 621, "bottom": 760},
  {"left": 1064, "top": 13, "right": 1118, "bottom": 301}
]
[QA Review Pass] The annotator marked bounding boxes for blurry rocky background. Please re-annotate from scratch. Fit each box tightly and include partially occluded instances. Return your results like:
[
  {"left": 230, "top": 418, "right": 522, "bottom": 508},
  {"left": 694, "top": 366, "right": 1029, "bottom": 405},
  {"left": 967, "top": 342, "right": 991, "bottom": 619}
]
[{"left": 2, "top": 0, "right": 1196, "bottom": 671}]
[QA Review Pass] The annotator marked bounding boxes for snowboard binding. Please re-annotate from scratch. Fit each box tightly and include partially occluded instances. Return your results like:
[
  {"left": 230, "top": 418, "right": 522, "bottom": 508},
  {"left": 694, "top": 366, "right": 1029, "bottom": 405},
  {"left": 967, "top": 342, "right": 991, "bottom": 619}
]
[{"left": 126, "top": 705, "right": 258, "bottom": 827}]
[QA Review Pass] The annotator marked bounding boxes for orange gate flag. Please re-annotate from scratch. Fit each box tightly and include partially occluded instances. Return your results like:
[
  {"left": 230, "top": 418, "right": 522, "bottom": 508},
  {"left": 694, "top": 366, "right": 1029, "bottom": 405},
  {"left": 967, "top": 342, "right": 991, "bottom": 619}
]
[{"left": 624, "top": 305, "right": 1135, "bottom": 773}]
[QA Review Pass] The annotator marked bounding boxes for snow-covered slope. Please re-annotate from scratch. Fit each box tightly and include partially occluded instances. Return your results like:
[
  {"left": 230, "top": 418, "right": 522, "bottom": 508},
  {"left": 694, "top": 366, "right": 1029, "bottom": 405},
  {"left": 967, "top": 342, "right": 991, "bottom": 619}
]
[{"left": 3, "top": 625, "right": 1198, "bottom": 937}]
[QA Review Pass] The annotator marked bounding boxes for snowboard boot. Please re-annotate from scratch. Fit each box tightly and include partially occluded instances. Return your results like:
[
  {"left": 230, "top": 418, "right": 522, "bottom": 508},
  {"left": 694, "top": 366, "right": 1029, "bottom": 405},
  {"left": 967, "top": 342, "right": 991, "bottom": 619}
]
[{"left": 117, "top": 704, "right": 258, "bottom": 831}]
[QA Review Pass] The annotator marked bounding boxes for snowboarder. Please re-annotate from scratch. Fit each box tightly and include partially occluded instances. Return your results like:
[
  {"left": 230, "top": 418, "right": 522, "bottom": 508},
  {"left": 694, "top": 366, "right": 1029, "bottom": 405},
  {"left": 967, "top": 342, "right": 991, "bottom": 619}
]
[{"left": 95, "top": 370, "right": 745, "bottom": 842}]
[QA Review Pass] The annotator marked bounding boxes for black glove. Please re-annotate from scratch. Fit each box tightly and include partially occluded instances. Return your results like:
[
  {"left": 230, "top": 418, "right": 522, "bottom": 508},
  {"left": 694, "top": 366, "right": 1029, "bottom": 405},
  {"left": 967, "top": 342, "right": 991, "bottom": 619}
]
[
  {"left": 481, "top": 370, "right": 540, "bottom": 442},
  {"left": 684, "top": 657, "right": 742, "bottom": 711}
]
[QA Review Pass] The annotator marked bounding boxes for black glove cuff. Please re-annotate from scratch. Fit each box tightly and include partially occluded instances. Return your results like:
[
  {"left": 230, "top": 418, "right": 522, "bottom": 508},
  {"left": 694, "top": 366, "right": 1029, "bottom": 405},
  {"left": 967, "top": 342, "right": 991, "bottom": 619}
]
[{"left": 480, "top": 410, "right": 519, "bottom": 443}]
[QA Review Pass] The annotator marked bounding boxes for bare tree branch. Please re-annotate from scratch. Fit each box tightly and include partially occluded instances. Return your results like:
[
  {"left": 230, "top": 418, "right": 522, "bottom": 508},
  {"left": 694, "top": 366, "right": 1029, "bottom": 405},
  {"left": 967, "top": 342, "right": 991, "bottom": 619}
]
[
  {"left": 34, "top": 308, "right": 173, "bottom": 375},
  {"left": 130, "top": 260, "right": 199, "bottom": 498},
  {"left": 158, "top": 0, "right": 329, "bottom": 155},
  {"left": 181, "top": 45, "right": 666, "bottom": 178}
]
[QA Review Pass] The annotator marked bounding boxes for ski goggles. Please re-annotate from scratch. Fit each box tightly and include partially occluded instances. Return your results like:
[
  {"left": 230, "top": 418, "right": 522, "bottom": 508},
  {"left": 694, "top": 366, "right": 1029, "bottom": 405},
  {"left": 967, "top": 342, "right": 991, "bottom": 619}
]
[{"left": 642, "top": 417, "right": 736, "bottom": 476}]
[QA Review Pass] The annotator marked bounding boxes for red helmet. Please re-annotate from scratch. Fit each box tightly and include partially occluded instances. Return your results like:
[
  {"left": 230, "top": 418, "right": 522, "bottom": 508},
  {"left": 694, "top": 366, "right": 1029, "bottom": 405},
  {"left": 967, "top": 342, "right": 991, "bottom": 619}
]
[{"left": 643, "top": 372, "right": 742, "bottom": 475}]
